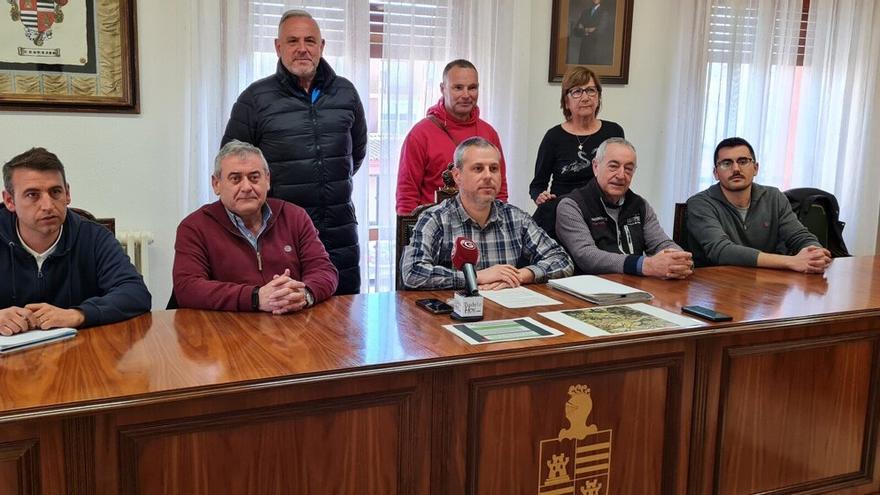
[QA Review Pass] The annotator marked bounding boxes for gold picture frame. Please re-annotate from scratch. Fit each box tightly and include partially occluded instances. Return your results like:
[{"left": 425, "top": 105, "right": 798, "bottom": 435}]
[
  {"left": 549, "top": 0, "right": 633, "bottom": 84},
  {"left": 0, "top": 0, "right": 138, "bottom": 113}
]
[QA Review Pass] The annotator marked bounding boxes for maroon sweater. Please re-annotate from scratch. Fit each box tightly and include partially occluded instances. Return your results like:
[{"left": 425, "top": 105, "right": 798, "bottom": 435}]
[{"left": 173, "top": 199, "right": 338, "bottom": 311}]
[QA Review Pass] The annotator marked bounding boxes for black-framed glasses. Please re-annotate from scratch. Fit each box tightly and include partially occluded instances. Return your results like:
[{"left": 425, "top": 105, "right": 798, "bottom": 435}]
[
  {"left": 715, "top": 157, "right": 755, "bottom": 170},
  {"left": 567, "top": 86, "right": 600, "bottom": 99},
  {"left": 605, "top": 162, "right": 637, "bottom": 175}
]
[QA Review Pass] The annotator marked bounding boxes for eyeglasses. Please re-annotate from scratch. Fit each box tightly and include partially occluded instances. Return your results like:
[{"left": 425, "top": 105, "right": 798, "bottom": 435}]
[
  {"left": 567, "top": 86, "right": 600, "bottom": 99},
  {"left": 605, "top": 162, "right": 636, "bottom": 175},
  {"left": 715, "top": 157, "right": 755, "bottom": 170}
]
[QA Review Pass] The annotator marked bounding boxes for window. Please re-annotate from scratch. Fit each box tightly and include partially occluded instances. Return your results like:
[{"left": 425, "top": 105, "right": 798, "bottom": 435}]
[
  {"left": 249, "top": 1, "right": 452, "bottom": 292},
  {"left": 700, "top": 0, "right": 813, "bottom": 191}
]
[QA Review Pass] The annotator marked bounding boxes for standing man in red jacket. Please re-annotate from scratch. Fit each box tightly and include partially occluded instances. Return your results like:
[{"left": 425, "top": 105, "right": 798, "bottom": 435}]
[
  {"left": 395, "top": 59, "right": 508, "bottom": 215},
  {"left": 173, "top": 140, "right": 337, "bottom": 313}
]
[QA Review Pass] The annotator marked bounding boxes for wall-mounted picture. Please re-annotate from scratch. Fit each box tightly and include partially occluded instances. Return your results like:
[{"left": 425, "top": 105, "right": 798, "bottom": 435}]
[
  {"left": 549, "top": 0, "right": 634, "bottom": 84},
  {"left": 0, "top": 0, "right": 138, "bottom": 113}
]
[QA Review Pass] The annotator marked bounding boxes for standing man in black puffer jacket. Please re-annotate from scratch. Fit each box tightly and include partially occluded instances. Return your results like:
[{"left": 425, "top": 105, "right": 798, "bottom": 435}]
[{"left": 222, "top": 9, "right": 367, "bottom": 295}]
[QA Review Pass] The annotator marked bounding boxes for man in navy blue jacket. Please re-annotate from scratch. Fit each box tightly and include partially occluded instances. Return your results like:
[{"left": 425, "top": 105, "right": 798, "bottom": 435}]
[
  {"left": 222, "top": 9, "right": 367, "bottom": 295},
  {"left": 0, "top": 148, "right": 151, "bottom": 335}
]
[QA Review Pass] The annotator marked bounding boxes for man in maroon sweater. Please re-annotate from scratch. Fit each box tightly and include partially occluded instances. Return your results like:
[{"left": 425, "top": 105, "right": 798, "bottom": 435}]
[{"left": 173, "top": 140, "right": 337, "bottom": 313}]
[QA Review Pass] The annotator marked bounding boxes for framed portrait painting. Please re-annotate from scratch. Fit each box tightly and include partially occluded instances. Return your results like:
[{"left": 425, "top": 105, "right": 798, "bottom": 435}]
[
  {"left": 549, "top": 0, "right": 634, "bottom": 84},
  {"left": 0, "top": 0, "right": 138, "bottom": 113}
]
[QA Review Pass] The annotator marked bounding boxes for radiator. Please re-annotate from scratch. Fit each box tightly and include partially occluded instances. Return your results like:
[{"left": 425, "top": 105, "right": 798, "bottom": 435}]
[{"left": 117, "top": 231, "right": 153, "bottom": 282}]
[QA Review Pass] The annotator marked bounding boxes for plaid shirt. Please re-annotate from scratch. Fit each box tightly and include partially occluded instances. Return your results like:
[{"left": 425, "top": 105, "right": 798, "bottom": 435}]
[{"left": 400, "top": 197, "right": 573, "bottom": 289}]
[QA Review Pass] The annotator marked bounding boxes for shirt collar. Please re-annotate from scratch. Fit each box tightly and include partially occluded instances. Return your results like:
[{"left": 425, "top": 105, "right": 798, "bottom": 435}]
[
  {"left": 17, "top": 222, "right": 63, "bottom": 258},
  {"left": 452, "top": 195, "right": 500, "bottom": 228},
  {"left": 224, "top": 203, "right": 272, "bottom": 236}
]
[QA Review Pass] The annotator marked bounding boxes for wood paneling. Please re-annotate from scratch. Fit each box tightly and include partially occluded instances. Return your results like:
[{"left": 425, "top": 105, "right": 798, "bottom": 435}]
[
  {"left": 715, "top": 332, "right": 880, "bottom": 494},
  {"left": 468, "top": 357, "right": 682, "bottom": 495},
  {"left": 434, "top": 338, "right": 695, "bottom": 494},
  {"left": 89, "top": 372, "right": 434, "bottom": 494},
  {"left": 689, "top": 318, "right": 880, "bottom": 495},
  {"left": 119, "top": 392, "right": 415, "bottom": 495},
  {"left": 0, "top": 421, "right": 68, "bottom": 494},
  {"left": 2, "top": 257, "right": 880, "bottom": 421},
  {"left": 0, "top": 257, "right": 879, "bottom": 494},
  {"left": 63, "top": 416, "right": 95, "bottom": 495},
  {"left": 0, "top": 438, "right": 39, "bottom": 495}
]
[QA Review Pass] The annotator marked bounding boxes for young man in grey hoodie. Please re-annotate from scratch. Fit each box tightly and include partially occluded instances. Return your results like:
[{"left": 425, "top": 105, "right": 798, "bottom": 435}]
[{"left": 686, "top": 137, "right": 831, "bottom": 273}]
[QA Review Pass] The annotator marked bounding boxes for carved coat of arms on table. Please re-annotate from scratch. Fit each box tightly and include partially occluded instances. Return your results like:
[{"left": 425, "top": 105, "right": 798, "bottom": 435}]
[{"left": 538, "top": 384, "right": 612, "bottom": 495}]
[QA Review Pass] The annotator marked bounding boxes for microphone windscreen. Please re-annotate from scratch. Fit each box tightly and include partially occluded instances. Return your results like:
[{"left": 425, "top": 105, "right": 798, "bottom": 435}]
[{"left": 451, "top": 237, "right": 479, "bottom": 270}]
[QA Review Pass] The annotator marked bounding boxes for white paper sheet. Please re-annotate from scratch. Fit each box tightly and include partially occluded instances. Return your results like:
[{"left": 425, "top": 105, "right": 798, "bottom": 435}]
[{"left": 480, "top": 286, "right": 563, "bottom": 308}]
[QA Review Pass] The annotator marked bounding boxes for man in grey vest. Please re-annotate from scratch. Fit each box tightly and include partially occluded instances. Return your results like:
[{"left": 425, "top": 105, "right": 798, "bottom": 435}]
[{"left": 556, "top": 137, "right": 693, "bottom": 278}]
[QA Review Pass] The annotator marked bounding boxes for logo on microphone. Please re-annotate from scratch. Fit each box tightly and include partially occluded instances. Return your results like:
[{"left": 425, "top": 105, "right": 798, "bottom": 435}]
[
  {"left": 452, "top": 237, "right": 480, "bottom": 270},
  {"left": 452, "top": 236, "right": 482, "bottom": 302}
]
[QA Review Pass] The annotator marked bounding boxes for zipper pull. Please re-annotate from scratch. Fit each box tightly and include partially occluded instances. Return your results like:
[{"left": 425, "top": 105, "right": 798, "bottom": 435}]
[
  {"left": 257, "top": 251, "right": 263, "bottom": 271},
  {"left": 624, "top": 225, "right": 634, "bottom": 254}
]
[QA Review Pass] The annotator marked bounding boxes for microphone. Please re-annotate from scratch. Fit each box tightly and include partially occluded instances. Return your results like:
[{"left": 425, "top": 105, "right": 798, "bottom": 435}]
[
  {"left": 450, "top": 237, "right": 483, "bottom": 322},
  {"left": 452, "top": 237, "right": 479, "bottom": 296}
]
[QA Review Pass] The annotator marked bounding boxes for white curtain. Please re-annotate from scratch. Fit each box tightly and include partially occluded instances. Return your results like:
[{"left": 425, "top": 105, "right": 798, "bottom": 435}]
[
  {"left": 370, "top": 0, "right": 524, "bottom": 292},
  {"left": 370, "top": 1, "right": 450, "bottom": 293},
  {"left": 182, "top": 1, "right": 254, "bottom": 213},
  {"left": 662, "top": 0, "right": 880, "bottom": 254},
  {"left": 184, "top": 0, "right": 521, "bottom": 292},
  {"left": 455, "top": 0, "right": 531, "bottom": 210}
]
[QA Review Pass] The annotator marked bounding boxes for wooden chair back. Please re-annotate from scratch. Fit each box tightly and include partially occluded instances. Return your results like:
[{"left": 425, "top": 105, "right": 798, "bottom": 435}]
[
  {"left": 396, "top": 204, "right": 434, "bottom": 290},
  {"left": 70, "top": 207, "right": 116, "bottom": 235},
  {"left": 672, "top": 202, "right": 688, "bottom": 248}
]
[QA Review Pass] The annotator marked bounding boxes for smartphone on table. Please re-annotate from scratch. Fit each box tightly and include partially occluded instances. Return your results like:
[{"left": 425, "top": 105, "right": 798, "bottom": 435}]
[
  {"left": 681, "top": 305, "right": 732, "bottom": 322},
  {"left": 416, "top": 298, "right": 454, "bottom": 314}
]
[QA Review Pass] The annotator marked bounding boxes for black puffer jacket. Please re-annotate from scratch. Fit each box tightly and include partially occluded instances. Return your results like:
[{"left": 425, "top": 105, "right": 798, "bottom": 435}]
[{"left": 222, "top": 59, "right": 367, "bottom": 294}]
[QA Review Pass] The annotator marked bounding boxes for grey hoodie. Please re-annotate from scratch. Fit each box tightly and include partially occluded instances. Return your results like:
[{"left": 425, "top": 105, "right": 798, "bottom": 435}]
[{"left": 686, "top": 182, "right": 819, "bottom": 267}]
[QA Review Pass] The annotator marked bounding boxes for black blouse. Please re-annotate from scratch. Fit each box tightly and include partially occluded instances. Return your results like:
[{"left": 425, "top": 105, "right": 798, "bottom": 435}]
[{"left": 529, "top": 120, "right": 625, "bottom": 200}]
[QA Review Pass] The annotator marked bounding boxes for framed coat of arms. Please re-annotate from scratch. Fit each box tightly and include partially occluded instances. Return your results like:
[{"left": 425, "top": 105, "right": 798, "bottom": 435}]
[{"left": 0, "top": 0, "right": 138, "bottom": 112}]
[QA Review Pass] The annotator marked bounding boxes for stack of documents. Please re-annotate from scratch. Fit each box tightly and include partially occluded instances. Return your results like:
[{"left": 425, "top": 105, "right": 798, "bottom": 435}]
[
  {"left": 548, "top": 275, "right": 652, "bottom": 305},
  {"left": 0, "top": 327, "right": 77, "bottom": 354}
]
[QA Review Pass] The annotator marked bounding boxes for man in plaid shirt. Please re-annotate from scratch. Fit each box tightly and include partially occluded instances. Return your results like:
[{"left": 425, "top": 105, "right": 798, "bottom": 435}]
[{"left": 400, "top": 137, "right": 573, "bottom": 290}]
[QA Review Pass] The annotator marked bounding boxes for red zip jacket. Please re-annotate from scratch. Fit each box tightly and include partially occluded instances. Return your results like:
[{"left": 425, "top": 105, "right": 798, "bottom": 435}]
[
  {"left": 396, "top": 98, "right": 508, "bottom": 215},
  {"left": 173, "top": 199, "right": 338, "bottom": 311}
]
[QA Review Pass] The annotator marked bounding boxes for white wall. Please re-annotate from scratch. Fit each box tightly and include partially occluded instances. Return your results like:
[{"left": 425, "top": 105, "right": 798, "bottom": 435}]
[
  {"left": 519, "top": 0, "right": 880, "bottom": 252},
  {"left": 0, "top": 0, "right": 875, "bottom": 307},
  {"left": 514, "top": 0, "right": 679, "bottom": 228},
  {"left": 0, "top": 1, "right": 187, "bottom": 308}
]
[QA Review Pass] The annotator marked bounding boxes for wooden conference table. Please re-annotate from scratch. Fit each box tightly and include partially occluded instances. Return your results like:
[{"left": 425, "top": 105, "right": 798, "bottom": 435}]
[{"left": 1, "top": 257, "right": 879, "bottom": 494}]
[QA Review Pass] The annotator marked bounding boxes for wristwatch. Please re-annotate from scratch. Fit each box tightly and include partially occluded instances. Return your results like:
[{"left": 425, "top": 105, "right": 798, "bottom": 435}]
[
  {"left": 251, "top": 286, "right": 260, "bottom": 311},
  {"left": 302, "top": 287, "right": 315, "bottom": 308}
]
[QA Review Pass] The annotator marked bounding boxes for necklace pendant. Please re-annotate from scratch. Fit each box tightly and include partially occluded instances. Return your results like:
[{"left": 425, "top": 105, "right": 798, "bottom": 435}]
[{"left": 578, "top": 144, "right": 583, "bottom": 151}]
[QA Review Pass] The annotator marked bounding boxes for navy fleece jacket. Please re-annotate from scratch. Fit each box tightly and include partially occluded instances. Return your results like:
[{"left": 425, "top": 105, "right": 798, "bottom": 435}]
[{"left": 0, "top": 205, "right": 151, "bottom": 326}]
